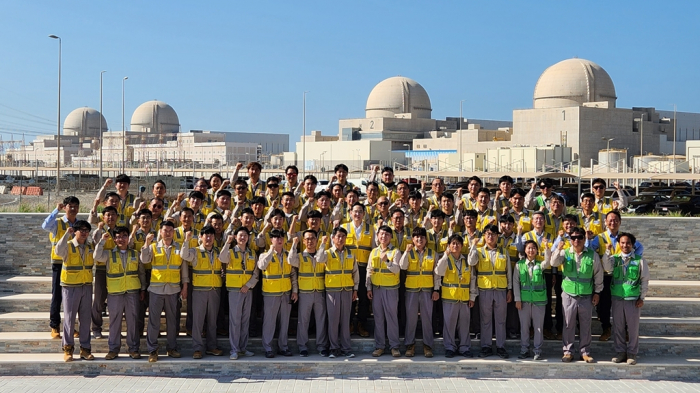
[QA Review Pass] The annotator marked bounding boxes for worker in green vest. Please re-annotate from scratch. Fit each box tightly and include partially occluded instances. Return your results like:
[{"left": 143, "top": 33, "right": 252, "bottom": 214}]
[{"left": 513, "top": 240, "right": 550, "bottom": 360}]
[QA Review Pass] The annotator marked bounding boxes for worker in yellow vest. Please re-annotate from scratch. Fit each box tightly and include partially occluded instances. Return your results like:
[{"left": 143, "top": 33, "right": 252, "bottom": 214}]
[
  {"left": 139, "top": 221, "right": 190, "bottom": 363},
  {"left": 367, "top": 225, "right": 402, "bottom": 357},
  {"left": 89, "top": 205, "right": 119, "bottom": 340},
  {"left": 550, "top": 227, "right": 604, "bottom": 363},
  {"left": 315, "top": 226, "right": 359, "bottom": 358},
  {"left": 222, "top": 227, "right": 259, "bottom": 360},
  {"left": 53, "top": 220, "right": 94, "bottom": 362},
  {"left": 42, "top": 196, "right": 81, "bottom": 339},
  {"left": 434, "top": 234, "right": 476, "bottom": 358},
  {"left": 468, "top": 225, "right": 512, "bottom": 359},
  {"left": 399, "top": 227, "right": 439, "bottom": 358},
  {"left": 190, "top": 225, "right": 229, "bottom": 359},
  {"left": 342, "top": 202, "right": 375, "bottom": 337},
  {"left": 94, "top": 226, "right": 145, "bottom": 360},
  {"left": 578, "top": 193, "right": 605, "bottom": 237},
  {"left": 94, "top": 175, "right": 138, "bottom": 218},
  {"left": 257, "top": 229, "right": 297, "bottom": 358},
  {"left": 130, "top": 208, "right": 157, "bottom": 338},
  {"left": 499, "top": 215, "right": 521, "bottom": 341},
  {"left": 591, "top": 178, "right": 629, "bottom": 214},
  {"left": 514, "top": 240, "right": 551, "bottom": 360},
  {"left": 289, "top": 230, "right": 329, "bottom": 357}
]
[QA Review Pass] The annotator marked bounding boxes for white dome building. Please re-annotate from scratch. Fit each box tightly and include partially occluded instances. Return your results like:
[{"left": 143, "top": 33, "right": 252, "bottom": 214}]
[
  {"left": 63, "top": 107, "right": 107, "bottom": 139},
  {"left": 130, "top": 100, "right": 180, "bottom": 133},
  {"left": 365, "top": 76, "right": 432, "bottom": 119},
  {"left": 533, "top": 58, "right": 617, "bottom": 109}
]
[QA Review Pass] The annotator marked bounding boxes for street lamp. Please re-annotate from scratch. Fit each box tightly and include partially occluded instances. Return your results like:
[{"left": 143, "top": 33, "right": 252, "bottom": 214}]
[
  {"left": 99, "top": 70, "right": 106, "bottom": 184},
  {"left": 320, "top": 151, "right": 327, "bottom": 171},
  {"left": 122, "top": 76, "right": 128, "bottom": 173},
  {"left": 602, "top": 137, "right": 614, "bottom": 172},
  {"left": 672, "top": 104, "right": 677, "bottom": 173},
  {"left": 302, "top": 91, "right": 308, "bottom": 177},
  {"left": 459, "top": 100, "right": 465, "bottom": 171},
  {"left": 48, "top": 34, "right": 61, "bottom": 193}
]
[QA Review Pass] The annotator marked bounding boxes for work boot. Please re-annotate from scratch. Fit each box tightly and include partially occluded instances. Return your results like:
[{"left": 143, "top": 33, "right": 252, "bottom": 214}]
[
  {"left": 357, "top": 324, "right": 369, "bottom": 338},
  {"left": 105, "top": 351, "right": 118, "bottom": 360},
  {"left": 405, "top": 344, "right": 415, "bottom": 357},
  {"left": 599, "top": 327, "right": 612, "bottom": 342},
  {"left": 79, "top": 347, "right": 95, "bottom": 360},
  {"left": 424, "top": 345, "right": 433, "bottom": 358},
  {"left": 73, "top": 330, "right": 79, "bottom": 338},
  {"left": 626, "top": 354, "right": 637, "bottom": 365},
  {"left": 372, "top": 348, "right": 384, "bottom": 357},
  {"left": 581, "top": 354, "right": 595, "bottom": 363},
  {"left": 167, "top": 349, "right": 181, "bottom": 358},
  {"left": 51, "top": 328, "right": 61, "bottom": 339},
  {"left": 612, "top": 352, "right": 627, "bottom": 363},
  {"left": 148, "top": 351, "right": 158, "bottom": 363},
  {"left": 391, "top": 348, "right": 401, "bottom": 357},
  {"left": 63, "top": 345, "right": 74, "bottom": 362}
]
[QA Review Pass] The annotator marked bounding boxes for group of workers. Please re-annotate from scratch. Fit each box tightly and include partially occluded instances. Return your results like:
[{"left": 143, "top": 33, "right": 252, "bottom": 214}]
[{"left": 41, "top": 162, "right": 648, "bottom": 365}]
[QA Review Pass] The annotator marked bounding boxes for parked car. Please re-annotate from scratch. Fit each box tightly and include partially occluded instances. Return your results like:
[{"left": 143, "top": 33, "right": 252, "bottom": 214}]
[
  {"left": 626, "top": 194, "right": 669, "bottom": 214},
  {"left": 655, "top": 195, "right": 700, "bottom": 215}
]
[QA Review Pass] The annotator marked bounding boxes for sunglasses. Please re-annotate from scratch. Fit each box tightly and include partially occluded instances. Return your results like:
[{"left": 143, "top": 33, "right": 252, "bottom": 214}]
[
  {"left": 570, "top": 236, "right": 584, "bottom": 241},
  {"left": 236, "top": 187, "right": 246, "bottom": 190},
  {"left": 151, "top": 205, "right": 163, "bottom": 209},
  {"left": 592, "top": 186, "right": 605, "bottom": 190},
  {"left": 76, "top": 228, "right": 90, "bottom": 233},
  {"left": 268, "top": 184, "right": 279, "bottom": 188},
  {"left": 539, "top": 185, "right": 550, "bottom": 189}
]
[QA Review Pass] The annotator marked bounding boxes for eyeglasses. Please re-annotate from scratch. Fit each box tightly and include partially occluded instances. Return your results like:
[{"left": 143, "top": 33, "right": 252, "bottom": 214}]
[
  {"left": 236, "top": 187, "right": 246, "bottom": 190},
  {"left": 286, "top": 173, "right": 297, "bottom": 176},
  {"left": 570, "top": 236, "right": 584, "bottom": 241},
  {"left": 114, "top": 235, "right": 129, "bottom": 239},
  {"left": 592, "top": 186, "right": 605, "bottom": 190},
  {"left": 268, "top": 184, "right": 279, "bottom": 188},
  {"left": 76, "top": 228, "right": 90, "bottom": 233},
  {"left": 151, "top": 205, "right": 163, "bottom": 209}
]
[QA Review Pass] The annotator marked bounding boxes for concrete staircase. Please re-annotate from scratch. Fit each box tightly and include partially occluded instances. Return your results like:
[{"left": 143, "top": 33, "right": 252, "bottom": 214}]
[{"left": 0, "top": 274, "right": 699, "bottom": 380}]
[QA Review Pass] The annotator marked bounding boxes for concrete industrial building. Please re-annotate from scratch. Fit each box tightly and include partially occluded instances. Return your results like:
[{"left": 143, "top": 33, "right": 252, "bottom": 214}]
[
  {"left": 291, "top": 58, "right": 699, "bottom": 173},
  {"left": 4, "top": 100, "right": 288, "bottom": 168}
]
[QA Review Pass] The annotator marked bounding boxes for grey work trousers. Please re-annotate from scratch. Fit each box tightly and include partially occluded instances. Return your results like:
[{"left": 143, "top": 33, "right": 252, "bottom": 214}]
[
  {"left": 191, "top": 288, "right": 221, "bottom": 352},
  {"left": 107, "top": 292, "right": 140, "bottom": 353},
  {"left": 62, "top": 284, "right": 92, "bottom": 349},
  {"left": 147, "top": 292, "right": 179, "bottom": 353},
  {"left": 612, "top": 297, "right": 641, "bottom": 355},
  {"left": 442, "top": 301, "right": 471, "bottom": 353},
  {"left": 91, "top": 268, "right": 107, "bottom": 333},
  {"left": 372, "top": 286, "right": 400, "bottom": 350},
  {"left": 562, "top": 292, "right": 593, "bottom": 356},
  {"left": 228, "top": 289, "right": 253, "bottom": 355},
  {"left": 297, "top": 291, "right": 328, "bottom": 352},
  {"left": 262, "top": 293, "right": 291, "bottom": 352},
  {"left": 404, "top": 290, "right": 434, "bottom": 348},
  {"left": 479, "top": 289, "right": 507, "bottom": 349},
  {"left": 518, "top": 302, "right": 545, "bottom": 353},
  {"left": 326, "top": 290, "right": 353, "bottom": 351}
]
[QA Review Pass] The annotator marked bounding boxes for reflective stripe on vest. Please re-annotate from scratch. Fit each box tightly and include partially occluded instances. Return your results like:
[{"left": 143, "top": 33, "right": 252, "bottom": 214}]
[
  {"left": 561, "top": 248, "right": 595, "bottom": 296},
  {"left": 516, "top": 259, "right": 547, "bottom": 305},
  {"left": 343, "top": 223, "right": 373, "bottom": 266},
  {"left": 226, "top": 249, "right": 256, "bottom": 289},
  {"left": 611, "top": 255, "right": 641, "bottom": 300},
  {"left": 369, "top": 247, "right": 399, "bottom": 289},
  {"left": 325, "top": 250, "right": 354, "bottom": 291},
  {"left": 441, "top": 255, "right": 470, "bottom": 303},
  {"left": 262, "top": 251, "right": 291, "bottom": 295},
  {"left": 150, "top": 243, "right": 183, "bottom": 286},
  {"left": 191, "top": 248, "right": 222, "bottom": 290},
  {"left": 475, "top": 246, "right": 508, "bottom": 289}
]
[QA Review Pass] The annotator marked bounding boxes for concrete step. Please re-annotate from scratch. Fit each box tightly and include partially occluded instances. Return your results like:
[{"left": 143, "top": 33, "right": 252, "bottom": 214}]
[
  {"left": 2, "top": 310, "right": 697, "bottom": 337},
  {"left": 0, "top": 276, "right": 52, "bottom": 294},
  {"left": 642, "top": 297, "right": 700, "bottom": 317},
  {"left": 647, "top": 280, "right": 700, "bottom": 297},
  {"left": 0, "top": 353, "right": 697, "bottom": 380},
  {"left": 0, "top": 332, "right": 698, "bottom": 357},
  {"left": 0, "top": 293, "right": 188, "bottom": 313}
]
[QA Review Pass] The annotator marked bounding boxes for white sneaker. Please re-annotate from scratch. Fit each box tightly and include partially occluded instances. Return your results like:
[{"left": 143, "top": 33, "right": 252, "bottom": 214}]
[{"left": 229, "top": 352, "right": 239, "bottom": 360}]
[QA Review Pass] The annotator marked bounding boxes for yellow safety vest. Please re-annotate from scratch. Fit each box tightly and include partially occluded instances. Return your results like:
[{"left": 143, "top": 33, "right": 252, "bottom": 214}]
[
  {"left": 343, "top": 222, "right": 374, "bottom": 266},
  {"left": 405, "top": 249, "right": 435, "bottom": 291},
  {"left": 226, "top": 248, "right": 257, "bottom": 289},
  {"left": 476, "top": 208, "right": 498, "bottom": 232},
  {"left": 369, "top": 246, "right": 400, "bottom": 288},
  {"left": 50, "top": 219, "right": 71, "bottom": 263},
  {"left": 441, "top": 255, "right": 471, "bottom": 303},
  {"left": 106, "top": 249, "right": 141, "bottom": 294},
  {"left": 262, "top": 251, "right": 292, "bottom": 296},
  {"left": 499, "top": 235, "right": 520, "bottom": 264},
  {"left": 174, "top": 227, "right": 200, "bottom": 253},
  {"left": 325, "top": 249, "right": 355, "bottom": 291},
  {"left": 427, "top": 230, "right": 448, "bottom": 254},
  {"left": 191, "top": 247, "right": 222, "bottom": 290},
  {"left": 510, "top": 210, "right": 533, "bottom": 233},
  {"left": 523, "top": 231, "right": 554, "bottom": 260},
  {"left": 60, "top": 243, "right": 94, "bottom": 286},
  {"left": 462, "top": 230, "right": 483, "bottom": 255},
  {"left": 297, "top": 254, "right": 325, "bottom": 293},
  {"left": 593, "top": 196, "right": 615, "bottom": 215},
  {"left": 578, "top": 212, "right": 604, "bottom": 236},
  {"left": 150, "top": 243, "right": 183, "bottom": 286},
  {"left": 390, "top": 230, "right": 411, "bottom": 252},
  {"left": 475, "top": 246, "right": 508, "bottom": 289}
]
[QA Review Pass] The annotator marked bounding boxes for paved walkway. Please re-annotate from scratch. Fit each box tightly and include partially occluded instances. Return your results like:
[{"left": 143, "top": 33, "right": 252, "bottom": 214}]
[{"left": 1, "top": 376, "right": 700, "bottom": 392}]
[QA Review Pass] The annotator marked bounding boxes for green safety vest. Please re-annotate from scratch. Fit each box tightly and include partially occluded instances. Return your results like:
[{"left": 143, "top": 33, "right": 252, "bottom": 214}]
[
  {"left": 561, "top": 248, "right": 595, "bottom": 296},
  {"left": 517, "top": 259, "right": 547, "bottom": 305},
  {"left": 611, "top": 255, "right": 642, "bottom": 300}
]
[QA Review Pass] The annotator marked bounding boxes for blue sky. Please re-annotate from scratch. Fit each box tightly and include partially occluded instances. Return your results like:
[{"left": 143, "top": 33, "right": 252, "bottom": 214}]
[{"left": 0, "top": 0, "right": 698, "bottom": 145}]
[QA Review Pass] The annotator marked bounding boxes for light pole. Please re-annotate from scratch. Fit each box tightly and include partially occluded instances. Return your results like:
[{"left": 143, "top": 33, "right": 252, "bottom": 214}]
[
  {"left": 48, "top": 35, "right": 61, "bottom": 193},
  {"left": 99, "top": 70, "right": 106, "bottom": 184},
  {"left": 355, "top": 149, "right": 361, "bottom": 171},
  {"left": 320, "top": 151, "right": 326, "bottom": 171},
  {"left": 640, "top": 113, "right": 645, "bottom": 172},
  {"left": 602, "top": 137, "right": 614, "bottom": 172},
  {"left": 459, "top": 100, "right": 465, "bottom": 171},
  {"left": 122, "top": 76, "right": 128, "bottom": 173},
  {"left": 302, "top": 91, "right": 308, "bottom": 177},
  {"left": 672, "top": 104, "right": 677, "bottom": 172}
]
